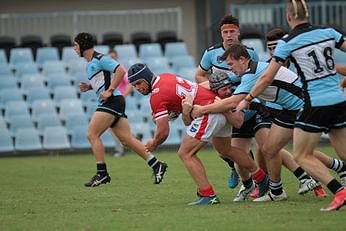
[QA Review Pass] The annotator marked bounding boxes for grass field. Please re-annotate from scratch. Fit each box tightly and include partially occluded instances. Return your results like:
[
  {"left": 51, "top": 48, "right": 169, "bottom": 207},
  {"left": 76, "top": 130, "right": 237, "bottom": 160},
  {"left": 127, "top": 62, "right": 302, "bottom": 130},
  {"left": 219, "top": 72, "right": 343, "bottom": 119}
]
[{"left": 0, "top": 144, "right": 345, "bottom": 231}]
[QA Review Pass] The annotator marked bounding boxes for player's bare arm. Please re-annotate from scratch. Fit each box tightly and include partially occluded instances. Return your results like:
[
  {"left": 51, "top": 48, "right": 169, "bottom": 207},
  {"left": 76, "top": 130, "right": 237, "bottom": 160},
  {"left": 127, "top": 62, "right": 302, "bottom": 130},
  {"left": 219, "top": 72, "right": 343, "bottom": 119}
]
[{"left": 145, "top": 116, "right": 170, "bottom": 152}]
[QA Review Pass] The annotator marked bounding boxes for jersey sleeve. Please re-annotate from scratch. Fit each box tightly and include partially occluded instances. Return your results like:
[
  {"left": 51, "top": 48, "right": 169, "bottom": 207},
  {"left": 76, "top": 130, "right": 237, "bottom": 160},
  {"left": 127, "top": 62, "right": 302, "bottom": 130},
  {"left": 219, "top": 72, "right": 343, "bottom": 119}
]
[
  {"left": 332, "top": 28, "right": 345, "bottom": 48},
  {"left": 100, "top": 55, "right": 120, "bottom": 73},
  {"left": 272, "top": 39, "right": 290, "bottom": 64},
  {"left": 199, "top": 49, "right": 212, "bottom": 71},
  {"left": 150, "top": 95, "right": 169, "bottom": 121}
]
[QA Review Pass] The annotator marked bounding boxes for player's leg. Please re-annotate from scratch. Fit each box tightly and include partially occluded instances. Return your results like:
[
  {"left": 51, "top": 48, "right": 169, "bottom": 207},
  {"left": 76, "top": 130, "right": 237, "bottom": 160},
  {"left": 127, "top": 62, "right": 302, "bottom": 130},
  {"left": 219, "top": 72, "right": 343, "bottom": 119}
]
[
  {"left": 178, "top": 135, "right": 220, "bottom": 205},
  {"left": 111, "top": 117, "right": 167, "bottom": 184},
  {"left": 84, "top": 111, "right": 114, "bottom": 187}
]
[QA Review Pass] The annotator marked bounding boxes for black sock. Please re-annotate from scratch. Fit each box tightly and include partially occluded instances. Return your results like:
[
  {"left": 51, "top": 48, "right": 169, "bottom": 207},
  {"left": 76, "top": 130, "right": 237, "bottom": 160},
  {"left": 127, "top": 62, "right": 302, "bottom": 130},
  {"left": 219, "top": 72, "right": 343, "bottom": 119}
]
[
  {"left": 269, "top": 180, "right": 283, "bottom": 195},
  {"left": 148, "top": 156, "right": 159, "bottom": 169},
  {"left": 293, "top": 167, "right": 310, "bottom": 181},
  {"left": 243, "top": 178, "right": 253, "bottom": 189},
  {"left": 221, "top": 157, "right": 235, "bottom": 169},
  {"left": 97, "top": 163, "right": 107, "bottom": 175},
  {"left": 326, "top": 179, "right": 343, "bottom": 194}
]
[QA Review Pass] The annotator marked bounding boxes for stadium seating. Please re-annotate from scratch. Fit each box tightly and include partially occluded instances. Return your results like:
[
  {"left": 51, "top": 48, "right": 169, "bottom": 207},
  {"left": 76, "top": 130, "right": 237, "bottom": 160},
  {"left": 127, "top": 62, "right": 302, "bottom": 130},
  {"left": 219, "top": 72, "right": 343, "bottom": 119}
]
[
  {"left": 177, "top": 67, "right": 196, "bottom": 81},
  {"left": 14, "top": 128, "right": 42, "bottom": 152},
  {"left": 0, "top": 89, "right": 24, "bottom": 110},
  {"left": 139, "top": 43, "right": 163, "bottom": 60},
  {"left": 164, "top": 42, "right": 189, "bottom": 59},
  {"left": 170, "top": 55, "right": 196, "bottom": 73},
  {"left": 101, "top": 130, "right": 116, "bottom": 148},
  {"left": 25, "top": 86, "right": 51, "bottom": 107},
  {"left": 20, "top": 74, "right": 45, "bottom": 92},
  {"left": 46, "top": 73, "right": 72, "bottom": 91},
  {"left": 94, "top": 45, "right": 109, "bottom": 54},
  {"left": 115, "top": 44, "right": 138, "bottom": 60},
  {"left": 42, "top": 61, "right": 66, "bottom": 76},
  {"left": 42, "top": 126, "right": 71, "bottom": 150},
  {"left": 8, "top": 114, "right": 34, "bottom": 135},
  {"left": 14, "top": 62, "right": 39, "bottom": 80},
  {"left": 31, "top": 99, "right": 58, "bottom": 121},
  {"left": 4, "top": 100, "right": 30, "bottom": 122},
  {"left": 0, "top": 128, "right": 14, "bottom": 153},
  {"left": 156, "top": 30, "right": 179, "bottom": 51},
  {"left": 70, "top": 125, "right": 91, "bottom": 149},
  {"left": 9, "top": 48, "right": 34, "bottom": 66},
  {"left": 36, "top": 113, "right": 61, "bottom": 135},
  {"left": 53, "top": 86, "right": 78, "bottom": 104},
  {"left": 62, "top": 47, "right": 79, "bottom": 64},
  {"left": 0, "top": 63, "right": 13, "bottom": 77},
  {"left": 145, "top": 57, "right": 170, "bottom": 71},
  {"left": 0, "top": 49, "right": 8, "bottom": 64},
  {"left": 0, "top": 76, "right": 18, "bottom": 90},
  {"left": 102, "top": 32, "right": 124, "bottom": 48},
  {"left": 58, "top": 99, "right": 85, "bottom": 120},
  {"left": 50, "top": 34, "right": 72, "bottom": 58},
  {"left": 36, "top": 47, "right": 59, "bottom": 67},
  {"left": 241, "top": 38, "right": 266, "bottom": 54},
  {"left": 20, "top": 35, "right": 43, "bottom": 59},
  {"left": 64, "top": 112, "right": 89, "bottom": 134},
  {"left": 130, "top": 31, "right": 152, "bottom": 52},
  {"left": 0, "top": 36, "right": 16, "bottom": 61}
]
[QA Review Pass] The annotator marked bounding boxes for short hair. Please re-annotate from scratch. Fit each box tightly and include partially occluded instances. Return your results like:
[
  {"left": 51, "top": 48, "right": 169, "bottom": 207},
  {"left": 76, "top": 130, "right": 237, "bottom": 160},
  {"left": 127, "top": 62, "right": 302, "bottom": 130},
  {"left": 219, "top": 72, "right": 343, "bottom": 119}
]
[
  {"left": 221, "top": 43, "right": 250, "bottom": 61},
  {"left": 219, "top": 15, "right": 239, "bottom": 30},
  {"left": 287, "top": 0, "right": 309, "bottom": 20},
  {"left": 266, "top": 28, "right": 286, "bottom": 42}
]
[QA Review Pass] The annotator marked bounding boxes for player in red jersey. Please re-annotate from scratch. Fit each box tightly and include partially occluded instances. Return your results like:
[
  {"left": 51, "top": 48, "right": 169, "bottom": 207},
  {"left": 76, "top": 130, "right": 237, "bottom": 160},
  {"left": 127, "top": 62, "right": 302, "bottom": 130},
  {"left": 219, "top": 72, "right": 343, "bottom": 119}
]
[{"left": 127, "top": 63, "right": 269, "bottom": 205}]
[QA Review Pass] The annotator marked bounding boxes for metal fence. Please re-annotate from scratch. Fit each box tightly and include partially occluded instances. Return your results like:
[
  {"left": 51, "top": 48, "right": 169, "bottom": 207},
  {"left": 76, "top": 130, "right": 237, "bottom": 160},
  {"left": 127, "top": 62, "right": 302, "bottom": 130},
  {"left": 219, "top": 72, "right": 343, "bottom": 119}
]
[
  {"left": 230, "top": 1, "right": 346, "bottom": 36},
  {"left": 0, "top": 8, "right": 182, "bottom": 44}
]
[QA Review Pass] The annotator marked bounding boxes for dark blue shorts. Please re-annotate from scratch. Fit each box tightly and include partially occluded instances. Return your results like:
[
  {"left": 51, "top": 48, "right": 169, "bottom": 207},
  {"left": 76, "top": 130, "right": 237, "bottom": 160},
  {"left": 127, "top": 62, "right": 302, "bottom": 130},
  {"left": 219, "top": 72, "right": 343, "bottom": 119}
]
[
  {"left": 232, "top": 113, "right": 272, "bottom": 138},
  {"left": 96, "top": 95, "right": 127, "bottom": 127}
]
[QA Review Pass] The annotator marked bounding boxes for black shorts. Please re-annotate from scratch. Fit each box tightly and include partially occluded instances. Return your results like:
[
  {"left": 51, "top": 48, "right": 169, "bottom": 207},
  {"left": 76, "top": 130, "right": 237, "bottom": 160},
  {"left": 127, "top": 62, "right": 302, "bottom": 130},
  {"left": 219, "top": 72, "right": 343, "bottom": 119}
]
[
  {"left": 232, "top": 113, "right": 272, "bottom": 138},
  {"left": 295, "top": 101, "right": 346, "bottom": 133},
  {"left": 96, "top": 95, "right": 127, "bottom": 127},
  {"left": 273, "top": 109, "right": 299, "bottom": 129}
]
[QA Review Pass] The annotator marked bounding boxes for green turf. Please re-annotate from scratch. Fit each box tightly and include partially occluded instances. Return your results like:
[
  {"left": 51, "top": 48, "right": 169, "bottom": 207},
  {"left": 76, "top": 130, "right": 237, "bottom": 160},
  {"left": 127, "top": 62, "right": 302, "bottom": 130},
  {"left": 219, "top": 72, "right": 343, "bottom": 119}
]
[{"left": 0, "top": 145, "right": 345, "bottom": 231}]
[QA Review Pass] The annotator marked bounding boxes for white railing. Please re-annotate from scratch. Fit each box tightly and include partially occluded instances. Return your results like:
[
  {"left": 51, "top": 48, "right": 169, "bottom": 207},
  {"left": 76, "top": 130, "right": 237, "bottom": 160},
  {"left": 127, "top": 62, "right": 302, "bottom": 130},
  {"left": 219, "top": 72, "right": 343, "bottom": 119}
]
[{"left": 0, "top": 8, "right": 182, "bottom": 44}]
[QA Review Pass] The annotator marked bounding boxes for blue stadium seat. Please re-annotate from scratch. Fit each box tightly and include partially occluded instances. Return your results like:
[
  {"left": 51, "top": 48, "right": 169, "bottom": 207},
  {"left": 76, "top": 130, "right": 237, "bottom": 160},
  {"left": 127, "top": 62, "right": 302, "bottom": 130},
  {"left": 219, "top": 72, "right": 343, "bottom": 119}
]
[
  {"left": 0, "top": 49, "right": 7, "bottom": 64},
  {"left": 67, "top": 60, "right": 87, "bottom": 75},
  {"left": 94, "top": 45, "right": 110, "bottom": 54},
  {"left": 177, "top": 67, "right": 196, "bottom": 81},
  {"left": 31, "top": 99, "right": 58, "bottom": 121},
  {"left": 0, "top": 88, "right": 23, "bottom": 110},
  {"left": 58, "top": 99, "right": 85, "bottom": 120},
  {"left": 20, "top": 74, "right": 45, "bottom": 92},
  {"left": 42, "top": 61, "right": 66, "bottom": 76},
  {"left": 36, "top": 47, "right": 59, "bottom": 67},
  {"left": 62, "top": 47, "right": 79, "bottom": 63},
  {"left": 25, "top": 86, "right": 51, "bottom": 107},
  {"left": 0, "top": 128, "right": 14, "bottom": 153},
  {"left": 101, "top": 130, "right": 116, "bottom": 148},
  {"left": 43, "top": 126, "right": 71, "bottom": 150},
  {"left": 53, "top": 86, "right": 78, "bottom": 104},
  {"left": 0, "top": 63, "right": 13, "bottom": 76},
  {"left": 14, "top": 62, "right": 39, "bottom": 80},
  {"left": 36, "top": 113, "right": 61, "bottom": 135},
  {"left": 0, "top": 75, "right": 18, "bottom": 90},
  {"left": 170, "top": 55, "right": 196, "bottom": 73},
  {"left": 79, "top": 90, "right": 97, "bottom": 105},
  {"left": 0, "top": 116, "right": 7, "bottom": 130},
  {"left": 4, "top": 100, "right": 30, "bottom": 122},
  {"left": 64, "top": 112, "right": 89, "bottom": 134},
  {"left": 131, "top": 122, "right": 152, "bottom": 142},
  {"left": 46, "top": 73, "right": 72, "bottom": 91},
  {"left": 9, "top": 48, "right": 34, "bottom": 66},
  {"left": 14, "top": 128, "right": 42, "bottom": 152},
  {"left": 139, "top": 43, "right": 163, "bottom": 61},
  {"left": 114, "top": 44, "right": 137, "bottom": 60},
  {"left": 70, "top": 125, "right": 91, "bottom": 149},
  {"left": 145, "top": 57, "right": 170, "bottom": 71},
  {"left": 164, "top": 42, "right": 189, "bottom": 58},
  {"left": 8, "top": 114, "right": 34, "bottom": 135},
  {"left": 119, "top": 57, "right": 143, "bottom": 69},
  {"left": 85, "top": 101, "right": 98, "bottom": 119}
]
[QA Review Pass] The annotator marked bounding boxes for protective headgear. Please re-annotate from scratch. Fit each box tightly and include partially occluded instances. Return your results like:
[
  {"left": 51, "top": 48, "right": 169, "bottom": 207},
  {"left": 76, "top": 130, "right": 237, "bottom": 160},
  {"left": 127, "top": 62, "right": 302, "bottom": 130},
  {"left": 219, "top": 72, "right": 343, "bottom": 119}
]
[
  {"left": 74, "top": 32, "right": 95, "bottom": 57},
  {"left": 209, "top": 72, "right": 232, "bottom": 93},
  {"left": 128, "top": 63, "right": 154, "bottom": 94}
]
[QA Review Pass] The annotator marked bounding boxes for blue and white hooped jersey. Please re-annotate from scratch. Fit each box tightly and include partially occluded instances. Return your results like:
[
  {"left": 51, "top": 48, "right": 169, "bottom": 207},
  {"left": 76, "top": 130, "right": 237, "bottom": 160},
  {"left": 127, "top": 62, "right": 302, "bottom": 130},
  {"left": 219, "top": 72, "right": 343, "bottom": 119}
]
[
  {"left": 273, "top": 23, "right": 345, "bottom": 107},
  {"left": 199, "top": 43, "right": 259, "bottom": 89},
  {"left": 234, "top": 61, "right": 303, "bottom": 110},
  {"left": 86, "top": 52, "right": 122, "bottom": 103}
]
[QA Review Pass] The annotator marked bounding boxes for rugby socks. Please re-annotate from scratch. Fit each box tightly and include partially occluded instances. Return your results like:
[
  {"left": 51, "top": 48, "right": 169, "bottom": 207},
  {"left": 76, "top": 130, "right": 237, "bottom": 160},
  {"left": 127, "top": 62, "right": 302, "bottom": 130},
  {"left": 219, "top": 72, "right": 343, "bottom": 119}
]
[
  {"left": 96, "top": 162, "right": 108, "bottom": 176},
  {"left": 293, "top": 167, "right": 311, "bottom": 182},
  {"left": 221, "top": 157, "right": 235, "bottom": 170},
  {"left": 146, "top": 154, "right": 159, "bottom": 169},
  {"left": 243, "top": 178, "right": 254, "bottom": 189},
  {"left": 199, "top": 185, "right": 215, "bottom": 197},
  {"left": 330, "top": 159, "right": 346, "bottom": 178},
  {"left": 326, "top": 179, "right": 344, "bottom": 194},
  {"left": 251, "top": 168, "right": 266, "bottom": 184},
  {"left": 270, "top": 180, "right": 283, "bottom": 196}
]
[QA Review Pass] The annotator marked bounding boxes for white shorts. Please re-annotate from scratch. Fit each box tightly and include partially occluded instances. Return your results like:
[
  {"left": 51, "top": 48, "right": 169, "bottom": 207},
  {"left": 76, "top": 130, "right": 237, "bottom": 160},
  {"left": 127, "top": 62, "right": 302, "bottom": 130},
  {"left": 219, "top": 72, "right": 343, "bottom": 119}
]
[{"left": 186, "top": 113, "right": 232, "bottom": 142}]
